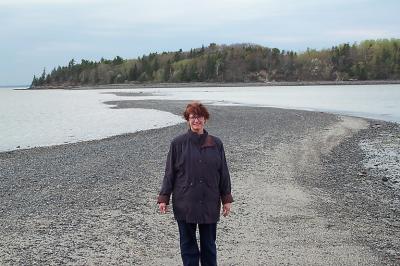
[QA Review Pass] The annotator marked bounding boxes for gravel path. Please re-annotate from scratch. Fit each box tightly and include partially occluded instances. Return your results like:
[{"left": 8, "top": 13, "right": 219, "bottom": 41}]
[{"left": 0, "top": 100, "right": 399, "bottom": 265}]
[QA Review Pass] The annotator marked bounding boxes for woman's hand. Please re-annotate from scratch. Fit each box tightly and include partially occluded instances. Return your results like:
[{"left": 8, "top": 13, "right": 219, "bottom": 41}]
[
  {"left": 222, "top": 203, "right": 231, "bottom": 217},
  {"left": 159, "top": 203, "right": 168, "bottom": 214}
]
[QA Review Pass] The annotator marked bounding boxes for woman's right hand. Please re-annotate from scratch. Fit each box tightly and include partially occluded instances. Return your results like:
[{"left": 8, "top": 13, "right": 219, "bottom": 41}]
[{"left": 159, "top": 203, "right": 168, "bottom": 214}]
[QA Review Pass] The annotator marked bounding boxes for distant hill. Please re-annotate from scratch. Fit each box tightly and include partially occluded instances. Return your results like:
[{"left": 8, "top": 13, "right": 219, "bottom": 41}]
[{"left": 31, "top": 39, "right": 400, "bottom": 88}]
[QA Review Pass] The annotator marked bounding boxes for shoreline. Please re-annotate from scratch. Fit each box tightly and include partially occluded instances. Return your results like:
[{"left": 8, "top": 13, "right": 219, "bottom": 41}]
[
  {"left": 26, "top": 79, "right": 400, "bottom": 90},
  {"left": 0, "top": 101, "right": 399, "bottom": 264}
]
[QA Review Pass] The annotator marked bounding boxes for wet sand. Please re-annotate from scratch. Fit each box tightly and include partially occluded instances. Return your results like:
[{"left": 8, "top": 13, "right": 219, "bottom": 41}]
[{"left": 0, "top": 100, "right": 399, "bottom": 265}]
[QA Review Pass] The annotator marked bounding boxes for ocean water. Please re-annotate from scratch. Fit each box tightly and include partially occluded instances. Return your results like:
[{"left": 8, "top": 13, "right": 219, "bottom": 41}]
[
  {"left": 112, "top": 84, "right": 400, "bottom": 123},
  {"left": 0, "top": 87, "right": 184, "bottom": 152},
  {"left": 1, "top": 84, "right": 399, "bottom": 152}
]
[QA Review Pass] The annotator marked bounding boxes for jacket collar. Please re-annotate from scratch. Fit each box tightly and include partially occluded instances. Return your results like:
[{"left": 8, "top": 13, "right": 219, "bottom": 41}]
[
  {"left": 188, "top": 129, "right": 208, "bottom": 145},
  {"left": 187, "top": 129, "right": 215, "bottom": 148}
]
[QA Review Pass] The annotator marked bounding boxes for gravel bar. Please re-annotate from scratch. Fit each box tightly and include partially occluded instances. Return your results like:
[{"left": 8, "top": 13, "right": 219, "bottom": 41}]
[{"left": 0, "top": 100, "right": 399, "bottom": 265}]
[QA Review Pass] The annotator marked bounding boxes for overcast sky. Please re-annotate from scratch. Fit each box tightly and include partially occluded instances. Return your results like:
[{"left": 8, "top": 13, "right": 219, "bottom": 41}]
[{"left": 1, "top": 0, "right": 399, "bottom": 85}]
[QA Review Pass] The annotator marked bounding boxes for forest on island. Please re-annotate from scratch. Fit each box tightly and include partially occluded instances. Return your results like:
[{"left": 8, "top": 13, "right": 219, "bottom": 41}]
[{"left": 31, "top": 39, "right": 400, "bottom": 87}]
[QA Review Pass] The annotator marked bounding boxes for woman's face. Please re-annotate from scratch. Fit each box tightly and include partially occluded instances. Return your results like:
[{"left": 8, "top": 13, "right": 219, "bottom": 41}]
[{"left": 188, "top": 114, "right": 205, "bottom": 133}]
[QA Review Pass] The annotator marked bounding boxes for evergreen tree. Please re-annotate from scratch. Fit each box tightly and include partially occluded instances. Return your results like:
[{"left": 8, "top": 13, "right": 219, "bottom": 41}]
[
  {"left": 128, "top": 64, "right": 139, "bottom": 81},
  {"left": 163, "top": 60, "right": 172, "bottom": 82},
  {"left": 31, "top": 75, "right": 38, "bottom": 87},
  {"left": 112, "top": 56, "right": 124, "bottom": 65},
  {"left": 68, "top": 59, "right": 75, "bottom": 69}
]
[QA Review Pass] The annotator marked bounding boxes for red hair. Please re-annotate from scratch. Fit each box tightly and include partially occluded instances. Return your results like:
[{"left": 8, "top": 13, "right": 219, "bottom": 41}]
[{"left": 183, "top": 101, "right": 210, "bottom": 121}]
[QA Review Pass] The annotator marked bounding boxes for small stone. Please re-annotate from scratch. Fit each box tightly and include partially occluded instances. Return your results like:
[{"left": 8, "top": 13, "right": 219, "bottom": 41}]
[
  {"left": 357, "top": 171, "right": 367, "bottom": 177},
  {"left": 386, "top": 249, "right": 397, "bottom": 256},
  {"left": 326, "top": 223, "right": 334, "bottom": 229},
  {"left": 382, "top": 177, "right": 389, "bottom": 182}
]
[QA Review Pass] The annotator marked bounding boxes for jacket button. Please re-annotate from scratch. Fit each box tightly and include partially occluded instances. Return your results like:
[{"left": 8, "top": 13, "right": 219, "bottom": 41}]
[
  {"left": 190, "top": 182, "right": 193, "bottom": 186},
  {"left": 199, "top": 180, "right": 203, "bottom": 184},
  {"left": 198, "top": 159, "right": 202, "bottom": 163}
]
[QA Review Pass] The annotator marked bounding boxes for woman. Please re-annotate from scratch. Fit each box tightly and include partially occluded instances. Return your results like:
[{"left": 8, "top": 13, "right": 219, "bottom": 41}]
[{"left": 157, "top": 101, "right": 233, "bottom": 266}]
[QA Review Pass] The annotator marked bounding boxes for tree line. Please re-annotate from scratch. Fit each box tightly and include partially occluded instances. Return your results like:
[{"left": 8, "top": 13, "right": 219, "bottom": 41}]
[{"left": 31, "top": 39, "right": 400, "bottom": 87}]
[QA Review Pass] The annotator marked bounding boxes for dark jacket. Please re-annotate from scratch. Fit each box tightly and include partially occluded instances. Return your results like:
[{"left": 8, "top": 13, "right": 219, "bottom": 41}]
[{"left": 157, "top": 129, "right": 233, "bottom": 224}]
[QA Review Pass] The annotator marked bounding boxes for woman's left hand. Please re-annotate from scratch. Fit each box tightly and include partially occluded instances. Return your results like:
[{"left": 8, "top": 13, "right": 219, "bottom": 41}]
[{"left": 222, "top": 203, "right": 231, "bottom": 217}]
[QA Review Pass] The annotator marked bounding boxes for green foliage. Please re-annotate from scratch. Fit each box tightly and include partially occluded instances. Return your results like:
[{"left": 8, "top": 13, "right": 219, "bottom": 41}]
[
  {"left": 128, "top": 64, "right": 139, "bottom": 81},
  {"left": 30, "top": 39, "right": 400, "bottom": 87}
]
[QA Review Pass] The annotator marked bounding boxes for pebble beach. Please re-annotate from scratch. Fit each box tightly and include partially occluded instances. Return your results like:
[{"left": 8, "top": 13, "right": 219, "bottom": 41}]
[{"left": 0, "top": 99, "right": 399, "bottom": 265}]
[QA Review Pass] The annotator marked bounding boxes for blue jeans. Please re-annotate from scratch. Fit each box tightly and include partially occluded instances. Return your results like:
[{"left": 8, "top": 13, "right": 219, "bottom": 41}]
[{"left": 177, "top": 221, "right": 217, "bottom": 266}]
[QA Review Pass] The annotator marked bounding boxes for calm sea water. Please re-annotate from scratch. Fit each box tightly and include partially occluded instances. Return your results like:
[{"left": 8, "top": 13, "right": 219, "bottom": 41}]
[
  {"left": 129, "top": 84, "right": 400, "bottom": 123},
  {"left": 1, "top": 84, "right": 399, "bottom": 152},
  {"left": 0, "top": 87, "right": 183, "bottom": 152}
]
